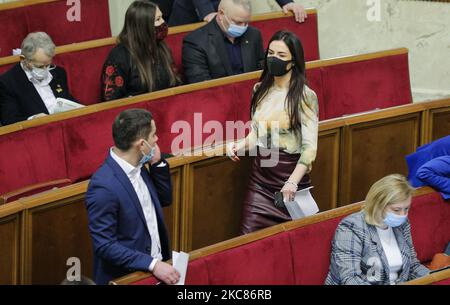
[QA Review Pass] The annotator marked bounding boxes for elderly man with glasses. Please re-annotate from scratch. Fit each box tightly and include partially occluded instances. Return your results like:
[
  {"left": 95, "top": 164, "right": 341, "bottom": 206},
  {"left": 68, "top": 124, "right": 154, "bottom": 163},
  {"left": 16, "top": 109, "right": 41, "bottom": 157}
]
[{"left": 0, "top": 32, "right": 76, "bottom": 126}]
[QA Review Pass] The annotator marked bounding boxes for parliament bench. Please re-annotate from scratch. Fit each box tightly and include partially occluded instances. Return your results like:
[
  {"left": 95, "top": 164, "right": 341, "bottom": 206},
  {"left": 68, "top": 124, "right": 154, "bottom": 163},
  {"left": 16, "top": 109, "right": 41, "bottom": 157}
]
[
  {"left": 111, "top": 188, "right": 450, "bottom": 285},
  {"left": 0, "top": 0, "right": 111, "bottom": 57},
  {"left": 0, "top": 99, "right": 448, "bottom": 284},
  {"left": 0, "top": 48, "right": 414, "bottom": 198},
  {"left": 0, "top": 10, "right": 320, "bottom": 104}
]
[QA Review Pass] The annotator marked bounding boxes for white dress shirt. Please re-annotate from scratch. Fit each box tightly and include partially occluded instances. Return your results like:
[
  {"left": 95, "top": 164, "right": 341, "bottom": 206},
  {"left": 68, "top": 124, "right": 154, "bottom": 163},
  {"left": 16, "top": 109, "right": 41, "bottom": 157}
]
[
  {"left": 110, "top": 148, "right": 162, "bottom": 271},
  {"left": 376, "top": 227, "right": 403, "bottom": 285},
  {"left": 21, "top": 63, "right": 58, "bottom": 117}
]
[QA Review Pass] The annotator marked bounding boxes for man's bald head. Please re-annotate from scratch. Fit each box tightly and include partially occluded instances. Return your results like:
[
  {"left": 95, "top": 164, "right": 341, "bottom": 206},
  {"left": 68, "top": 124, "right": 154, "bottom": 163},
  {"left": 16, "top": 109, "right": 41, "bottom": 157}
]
[
  {"left": 217, "top": 0, "right": 252, "bottom": 33},
  {"left": 219, "top": 0, "right": 252, "bottom": 14}
]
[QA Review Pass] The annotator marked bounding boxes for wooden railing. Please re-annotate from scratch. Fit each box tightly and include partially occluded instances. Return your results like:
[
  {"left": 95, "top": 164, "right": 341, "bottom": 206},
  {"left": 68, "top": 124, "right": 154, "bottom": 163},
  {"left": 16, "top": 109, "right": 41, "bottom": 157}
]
[{"left": 0, "top": 0, "right": 61, "bottom": 11}]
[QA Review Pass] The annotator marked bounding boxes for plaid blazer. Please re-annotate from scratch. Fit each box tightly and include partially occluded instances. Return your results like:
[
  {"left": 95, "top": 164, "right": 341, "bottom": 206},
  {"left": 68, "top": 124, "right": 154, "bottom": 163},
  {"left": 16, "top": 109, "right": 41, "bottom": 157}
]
[{"left": 325, "top": 211, "right": 429, "bottom": 285}]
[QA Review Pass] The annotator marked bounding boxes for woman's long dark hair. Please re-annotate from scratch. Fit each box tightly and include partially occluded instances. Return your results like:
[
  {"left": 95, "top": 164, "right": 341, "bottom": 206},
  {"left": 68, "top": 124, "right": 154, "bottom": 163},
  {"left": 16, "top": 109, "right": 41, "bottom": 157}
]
[
  {"left": 250, "top": 30, "right": 307, "bottom": 135},
  {"left": 118, "top": 0, "right": 180, "bottom": 91}
]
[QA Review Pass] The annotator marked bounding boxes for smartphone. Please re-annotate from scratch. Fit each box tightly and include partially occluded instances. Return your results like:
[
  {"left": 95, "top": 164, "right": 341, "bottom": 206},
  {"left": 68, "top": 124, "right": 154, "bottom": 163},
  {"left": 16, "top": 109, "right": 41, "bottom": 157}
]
[{"left": 274, "top": 192, "right": 285, "bottom": 208}]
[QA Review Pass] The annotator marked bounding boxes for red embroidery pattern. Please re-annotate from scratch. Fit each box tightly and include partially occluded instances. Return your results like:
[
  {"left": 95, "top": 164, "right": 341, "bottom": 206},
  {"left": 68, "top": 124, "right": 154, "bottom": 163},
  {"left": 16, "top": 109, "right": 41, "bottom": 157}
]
[
  {"left": 105, "top": 65, "right": 115, "bottom": 76},
  {"left": 115, "top": 76, "right": 124, "bottom": 87},
  {"left": 102, "top": 63, "right": 124, "bottom": 100}
]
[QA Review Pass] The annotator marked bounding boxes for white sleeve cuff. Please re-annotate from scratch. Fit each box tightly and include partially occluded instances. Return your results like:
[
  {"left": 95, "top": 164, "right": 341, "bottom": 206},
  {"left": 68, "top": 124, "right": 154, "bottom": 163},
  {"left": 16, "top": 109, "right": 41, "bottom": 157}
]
[
  {"left": 157, "top": 162, "right": 167, "bottom": 168},
  {"left": 149, "top": 258, "right": 158, "bottom": 272}
]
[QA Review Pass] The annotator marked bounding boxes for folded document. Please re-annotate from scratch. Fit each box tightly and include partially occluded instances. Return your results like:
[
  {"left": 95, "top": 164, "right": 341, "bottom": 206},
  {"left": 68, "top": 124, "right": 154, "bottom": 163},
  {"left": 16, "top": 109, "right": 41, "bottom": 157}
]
[
  {"left": 172, "top": 251, "right": 189, "bottom": 285},
  {"left": 53, "top": 98, "right": 85, "bottom": 114},
  {"left": 285, "top": 187, "right": 320, "bottom": 220}
]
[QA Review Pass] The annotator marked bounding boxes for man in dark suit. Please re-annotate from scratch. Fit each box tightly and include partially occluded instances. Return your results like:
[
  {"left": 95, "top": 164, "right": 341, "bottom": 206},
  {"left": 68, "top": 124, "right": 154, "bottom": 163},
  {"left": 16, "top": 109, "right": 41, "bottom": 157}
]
[
  {"left": 182, "top": 0, "right": 265, "bottom": 83},
  {"left": 152, "top": 0, "right": 175, "bottom": 21},
  {"left": 0, "top": 32, "right": 75, "bottom": 126},
  {"left": 169, "top": 0, "right": 307, "bottom": 26},
  {"left": 86, "top": 109, "right": 180, "bottom": 285}
]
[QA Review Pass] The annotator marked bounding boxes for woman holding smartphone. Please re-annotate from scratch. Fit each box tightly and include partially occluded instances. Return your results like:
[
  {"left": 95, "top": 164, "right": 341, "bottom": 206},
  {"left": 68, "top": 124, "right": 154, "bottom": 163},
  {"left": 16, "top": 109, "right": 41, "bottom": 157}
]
[{"left": 228, "top": 30, "right": 319, "bottom": 234}]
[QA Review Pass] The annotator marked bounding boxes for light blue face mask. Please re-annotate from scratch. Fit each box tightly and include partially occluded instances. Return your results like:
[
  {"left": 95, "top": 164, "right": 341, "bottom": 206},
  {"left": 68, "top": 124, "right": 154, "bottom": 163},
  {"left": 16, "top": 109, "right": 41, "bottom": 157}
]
[
  {"left": 139, "top": 141, "right": 156, "bottom": 166},
  {"left": 383, "top": 212, "right": 408, "bottom": 228},
  {"left": 223, "top": 14, "right": 248, "bottom": 38}
]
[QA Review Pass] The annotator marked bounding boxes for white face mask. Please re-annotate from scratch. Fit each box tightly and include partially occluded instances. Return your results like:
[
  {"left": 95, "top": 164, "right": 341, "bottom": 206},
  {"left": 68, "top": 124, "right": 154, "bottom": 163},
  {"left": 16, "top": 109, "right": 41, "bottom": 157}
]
[{"left": 30, "top": 66, "right": 50, "bottom": 82}]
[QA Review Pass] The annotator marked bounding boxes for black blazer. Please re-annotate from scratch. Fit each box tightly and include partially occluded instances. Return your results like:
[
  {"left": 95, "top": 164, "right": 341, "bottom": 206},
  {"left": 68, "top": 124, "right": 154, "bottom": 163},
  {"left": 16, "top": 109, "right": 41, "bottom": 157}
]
[
  {"left": 101, "top": 44, "right": 179, "bottom": 102},
  {"left": 0, "top": 64, "right": 75, "bottom": 126},
  {"left": 169, "top": 0, "right": 292, "bottom": 26},
  {"left": 182, "top": 18, "right": 265, "bottom": 84}
]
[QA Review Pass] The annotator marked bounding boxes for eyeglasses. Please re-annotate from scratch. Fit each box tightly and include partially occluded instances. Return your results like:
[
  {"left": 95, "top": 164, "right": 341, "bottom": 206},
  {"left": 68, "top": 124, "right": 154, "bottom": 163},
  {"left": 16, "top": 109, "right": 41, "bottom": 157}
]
[{"left": 26, "top": 60, "right": 56, "bottom": 70}]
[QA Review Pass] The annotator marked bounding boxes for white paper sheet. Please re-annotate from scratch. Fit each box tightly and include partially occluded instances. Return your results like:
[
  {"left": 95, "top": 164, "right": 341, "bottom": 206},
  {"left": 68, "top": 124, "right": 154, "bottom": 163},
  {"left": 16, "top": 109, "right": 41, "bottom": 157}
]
[
  {"left": 285, "top": 187, "right": 319, "bottom": 220},
  {"left": 52, "top": 98, "right": 85, "bottom": 114},
  {"left": 172, "top": 251, "right": 189, "bottom": 285}
]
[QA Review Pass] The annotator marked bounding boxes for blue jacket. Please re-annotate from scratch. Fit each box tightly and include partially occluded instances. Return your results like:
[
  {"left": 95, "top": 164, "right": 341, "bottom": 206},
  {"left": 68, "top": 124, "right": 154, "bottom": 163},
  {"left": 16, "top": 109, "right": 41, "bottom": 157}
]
[
  {"left": 169, "top": 0, "right": 293, "bottom": 26},
  {"left": 417, "top": 155, "right": 450, "bottom": 200},
  {"left": 85, "top": 154, "right": 172, "bottom": 285},
  {"left": 406, "top": 135, "right": 450, "bottom": 187}
]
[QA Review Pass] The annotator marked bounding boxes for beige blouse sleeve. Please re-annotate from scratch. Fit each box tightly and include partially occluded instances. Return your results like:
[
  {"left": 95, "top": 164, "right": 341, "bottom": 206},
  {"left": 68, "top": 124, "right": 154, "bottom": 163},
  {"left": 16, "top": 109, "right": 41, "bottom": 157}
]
[{"left": 298, "top": 87, "right": 319, "bottom": 171}]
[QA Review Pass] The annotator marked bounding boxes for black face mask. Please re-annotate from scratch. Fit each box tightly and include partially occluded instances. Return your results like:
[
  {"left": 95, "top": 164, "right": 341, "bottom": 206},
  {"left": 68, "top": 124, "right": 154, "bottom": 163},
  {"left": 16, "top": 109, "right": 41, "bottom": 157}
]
[
  {"left": 266, "top": 56, "right": 294, "bottom": 77},
  {"left": 155, "top": 22, "right": 168, "bottom": 41}
]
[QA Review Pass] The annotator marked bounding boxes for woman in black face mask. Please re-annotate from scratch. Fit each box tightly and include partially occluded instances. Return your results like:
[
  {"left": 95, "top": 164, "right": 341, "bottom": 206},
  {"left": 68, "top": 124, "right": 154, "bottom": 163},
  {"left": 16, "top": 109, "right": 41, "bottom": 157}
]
[
  {"left": 101, "top": 0, "right": 182, "bottom": 102},
  {"left": 228, "top": 30, "right": 319, "bottom": 234}
]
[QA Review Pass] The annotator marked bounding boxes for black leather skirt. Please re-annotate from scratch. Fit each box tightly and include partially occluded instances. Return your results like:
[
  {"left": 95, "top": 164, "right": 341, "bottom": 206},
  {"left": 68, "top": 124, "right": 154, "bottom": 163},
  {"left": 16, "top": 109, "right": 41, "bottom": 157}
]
[{"left": 240, "top": 147, "right": 311, "bottom": 235}]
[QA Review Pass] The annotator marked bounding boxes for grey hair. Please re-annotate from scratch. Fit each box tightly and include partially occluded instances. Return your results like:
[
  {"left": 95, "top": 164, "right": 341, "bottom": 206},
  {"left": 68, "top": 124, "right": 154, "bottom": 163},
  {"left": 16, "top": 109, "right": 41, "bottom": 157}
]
[
  {"left": 20, "top": 32, "right": 56, "bottom": 60},
  {"left": 221, "top": 0, "right": 252, "bottom": 13}
]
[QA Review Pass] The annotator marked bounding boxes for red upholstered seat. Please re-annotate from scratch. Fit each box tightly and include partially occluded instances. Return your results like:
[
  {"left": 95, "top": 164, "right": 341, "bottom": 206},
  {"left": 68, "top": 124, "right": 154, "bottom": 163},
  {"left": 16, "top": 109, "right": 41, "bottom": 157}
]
[
  {"left": 54, "top": 45, "right": 114, "bottom": 105},
  {"left": 204, "top": 234, "right": 295, "bottom": 285},
  {"left": 321, "top": 53, "right": 412, "bottom": 119},
  {"left": 24, "top": 0, "right": 111, "bottom": 46},
  {"left": 0, "top": 8, "right": 28, "bottom": 57},
  {"left": 62, "top": 103, "right": 148, "bottom": 182},
  {"left": 0, "top": 123, "right": 68, "bottom": 195},
  {"left": 306, "top": 68, "right": 326, "bottom": 121},
  {"left": 433, "top": 278, "right": 450, "bottom": 285},
  {"left": 165, "top": 32, "right": 189, "bottom": 78},
  {"left": 0, "top": 0, "right": 110, "bottom": 58},
  {"left": 0, "top": 50, "right": 414, "bottom": 195},
  {"left": 409, "top": 192, "right": 450, "bottom": 263},
  {"left": 0, "top": 178, "right": 72, "bottom": 204},
  {"left": 288, "top": 216, "right": 346, "bottom": 285},
  {"left": 252, "top": 13, "right": 319, "bottom": 62},
  {"left": 120, "top": 190, "right": 449, "bottom": 285},
  {"left": 147, "top": 84, "right": 245, "bottom": 154}
]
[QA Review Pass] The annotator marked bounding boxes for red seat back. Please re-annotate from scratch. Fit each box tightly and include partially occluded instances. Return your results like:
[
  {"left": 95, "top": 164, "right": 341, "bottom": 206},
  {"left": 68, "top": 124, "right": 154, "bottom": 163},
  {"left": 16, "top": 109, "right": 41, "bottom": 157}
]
[
  {"left": 0, "top": 8, "right": 28, "bottom": 57},
  {"left": 204, "top": 234, "right": 295, "bottom": 285},
  {"left": 0, "top": 123, "right": 68, "bottom": 195},
  {"left": 0, "top": 0, "right": 111, "bottom": 58},
  {"left": 54, "top": 45, "right": 114, "bottom": 105},
  {"left": 409, "top": 192, "right": 450, "bottom": 263},
  {"left": 252, "top": 13, "right": 320, "bottom": 62},
  {"left": 321, "top": 53, "right": 412, "bottom": 119}
]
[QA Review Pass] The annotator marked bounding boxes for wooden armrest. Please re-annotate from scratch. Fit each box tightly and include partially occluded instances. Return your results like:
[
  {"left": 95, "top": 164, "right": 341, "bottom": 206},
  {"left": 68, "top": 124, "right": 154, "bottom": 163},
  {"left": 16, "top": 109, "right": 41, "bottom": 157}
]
[{"left": 0, "top": 178, "right": 72, "bottom": 205}]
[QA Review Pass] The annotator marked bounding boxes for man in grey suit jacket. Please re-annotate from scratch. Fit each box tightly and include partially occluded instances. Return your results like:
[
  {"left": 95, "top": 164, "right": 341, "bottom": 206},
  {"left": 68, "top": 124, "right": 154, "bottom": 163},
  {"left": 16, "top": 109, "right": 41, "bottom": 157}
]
[{"left": 182, "top": 0, "right": 265, "bottom": 83}]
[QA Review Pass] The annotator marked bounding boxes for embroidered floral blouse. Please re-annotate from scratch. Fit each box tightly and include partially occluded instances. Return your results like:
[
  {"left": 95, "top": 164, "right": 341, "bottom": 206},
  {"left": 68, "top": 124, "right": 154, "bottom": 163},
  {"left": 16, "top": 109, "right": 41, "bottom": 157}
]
[
  {"left": 247, "top": 84, "right": 319, "bottom": 171},
  {"left": 101, "top": 43, "right": 178, "bottom": 101}
]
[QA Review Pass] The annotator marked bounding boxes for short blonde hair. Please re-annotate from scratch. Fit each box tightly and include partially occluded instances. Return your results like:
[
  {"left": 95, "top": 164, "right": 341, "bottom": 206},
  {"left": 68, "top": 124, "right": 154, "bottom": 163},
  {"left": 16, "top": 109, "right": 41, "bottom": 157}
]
[{"left": 363, "top": 174, "right": 414, "bottom": 227}]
